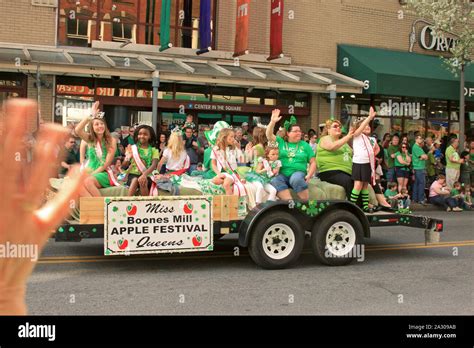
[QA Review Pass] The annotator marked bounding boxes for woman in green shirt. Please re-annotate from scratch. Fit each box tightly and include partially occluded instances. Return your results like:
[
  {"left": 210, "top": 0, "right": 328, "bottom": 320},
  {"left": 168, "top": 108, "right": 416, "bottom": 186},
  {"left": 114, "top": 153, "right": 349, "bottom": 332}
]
[
  {"left": 266, "top": 109, "right": 316, "bottom": 201},
  {"left": 316, "top": 119, "right": 394, "bottom": 211},
  {"left": 316, "top": 119, "right": 354, "bottom": 199},
  {"left": 394, "top": 144, "right": 412, "bottom": 193}
]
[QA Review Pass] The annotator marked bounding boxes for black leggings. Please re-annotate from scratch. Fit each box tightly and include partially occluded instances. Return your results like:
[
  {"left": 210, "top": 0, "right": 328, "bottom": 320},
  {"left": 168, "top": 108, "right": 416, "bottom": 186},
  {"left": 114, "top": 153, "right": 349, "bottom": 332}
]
[
  {"left": 318, "top": 170, "right": 354, "bottom": 199},
  {"left": 318, "top": 170, "right": 382, "bottom": 199}
]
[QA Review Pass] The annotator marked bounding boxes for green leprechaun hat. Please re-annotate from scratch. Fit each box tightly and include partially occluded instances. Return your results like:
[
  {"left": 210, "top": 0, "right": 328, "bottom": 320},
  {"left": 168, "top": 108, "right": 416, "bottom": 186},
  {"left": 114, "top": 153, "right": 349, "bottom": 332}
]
[{"left": 205, "top": 121, "right": 231, "bottom": 146}]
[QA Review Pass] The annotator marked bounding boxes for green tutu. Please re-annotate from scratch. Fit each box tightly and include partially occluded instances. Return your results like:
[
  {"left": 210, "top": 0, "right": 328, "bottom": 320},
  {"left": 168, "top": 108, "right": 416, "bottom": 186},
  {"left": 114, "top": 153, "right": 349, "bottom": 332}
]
[
  {"left": 245, "top": 171, "right": 268, "bottom": 185},
  {"left": 197, "top": 179, "right": 226, "bottom": 195},
  {"left": 93, "top": 172, "right": 112, "bottom": 188}
]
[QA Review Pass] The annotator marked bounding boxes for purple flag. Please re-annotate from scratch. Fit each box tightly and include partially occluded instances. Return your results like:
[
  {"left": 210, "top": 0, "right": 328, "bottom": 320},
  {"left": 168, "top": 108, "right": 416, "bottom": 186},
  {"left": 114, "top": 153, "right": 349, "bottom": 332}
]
[{"left": 198, "top": 0, "right": 212, "bottom": 54}]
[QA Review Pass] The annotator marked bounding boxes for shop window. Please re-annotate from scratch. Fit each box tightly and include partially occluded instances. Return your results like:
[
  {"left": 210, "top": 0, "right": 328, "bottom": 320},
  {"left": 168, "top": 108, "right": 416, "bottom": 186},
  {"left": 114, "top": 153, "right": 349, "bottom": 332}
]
[
  {"left": 372, "top": 117, "right": 391, "bottom": 140},
  {"left": 294, "top": 93, "right": 309, "bottom": 108},
  {"left": 449, "top": 122, "right": 460, "bottom": 138},
  {"left": 391, "top": 118, "right": 403, "bottom": 135},
  {"left": 197, "top": 112, "right": 222, "bottom": 128},
  {"left": 246, "top": 89, "right": 278, "bottom": 106},
  {"left": 253, "top": 115, "right": 270, "bottom": 126},
  {"left": 449, "top": 101, "right": 460, "bottom": 121},
  {"left": 342, "top": 102, "right": 358, "bottom": 115},
  {"left": 359, "top": 104, "right": 370, "bottom": 116},
  {"left": 405, "top": 118, "right": 426, "bottom": 138},
  {"left": 0, "top": 73, "right": 25, "bottom": 88},
  {"left": 212, "top": 87, "right": 244, "bottom": 104},
  {"left": 56, "top": 76, "right": 95, "bottom": 96},
  {"left": 95, "top": 79, "right": 135, "bottom": 97},
  {"left": 136, "top": 81, "right": 173, "bottom": 99},
  {"left": 428, "top": 100, "right": 448, "bottom": 119},
  {"left": 176, "top": 84, "right": 210, "bottom": 101},
  {"left": 130, "top": 110, "right": 152, "bottom": 126},
  {"left": 373, "top": 96, "right": 402, "bottom": 117},
  {"left": 0, "top": 92, "right": 20, "bottom": 105},
  {"left": 427, "top": 120, "right": 448, "bottom": 139},
  {"left": 55, "top": 96, "right": 94, "bottom": 126},
  {"left": 161, "top": 112, "right": 185, "bottom": 128}
]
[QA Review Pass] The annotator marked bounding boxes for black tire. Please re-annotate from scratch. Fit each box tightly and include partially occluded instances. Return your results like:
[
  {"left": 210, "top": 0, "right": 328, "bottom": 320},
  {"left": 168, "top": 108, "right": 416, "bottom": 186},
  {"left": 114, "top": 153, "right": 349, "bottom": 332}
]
[
  {"left": 311, "top": 209, "right": 364, "bottom": 266},
  {"left": 248, "top": 211, "right": 305, "bottom": 269}
]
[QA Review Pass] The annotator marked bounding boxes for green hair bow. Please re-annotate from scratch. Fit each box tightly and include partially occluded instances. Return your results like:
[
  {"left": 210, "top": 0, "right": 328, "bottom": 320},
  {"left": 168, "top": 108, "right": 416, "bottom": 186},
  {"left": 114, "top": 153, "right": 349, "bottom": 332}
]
[{"left": 284, "top": 115, "right": 297, "bottom": 131}]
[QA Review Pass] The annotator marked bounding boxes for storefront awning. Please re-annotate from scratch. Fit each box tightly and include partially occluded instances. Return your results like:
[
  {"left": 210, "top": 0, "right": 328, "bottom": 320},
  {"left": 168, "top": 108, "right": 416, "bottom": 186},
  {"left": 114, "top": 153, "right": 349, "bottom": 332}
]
[
  {"left": 0, "top": 42, "right": 364, "bottom": 94},
  {"left": 337, "top": 44, "right": 474, "bottom": 101}
]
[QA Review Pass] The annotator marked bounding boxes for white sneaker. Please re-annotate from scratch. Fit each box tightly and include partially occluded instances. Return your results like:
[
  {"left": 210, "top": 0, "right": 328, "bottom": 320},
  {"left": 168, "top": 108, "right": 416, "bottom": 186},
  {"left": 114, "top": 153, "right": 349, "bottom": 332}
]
[
  {"left": 452, "top": 207, "right": 463, "bottom": 212},
  {"left": 446, "top": 207, "right": 452, "bottom": 212}
]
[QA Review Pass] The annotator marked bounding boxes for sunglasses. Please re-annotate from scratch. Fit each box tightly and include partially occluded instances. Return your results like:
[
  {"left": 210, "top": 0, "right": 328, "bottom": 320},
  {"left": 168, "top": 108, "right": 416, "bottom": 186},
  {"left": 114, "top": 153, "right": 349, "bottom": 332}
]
[{"left": 331, "top": 124, "right": 340, "bottom": 129}]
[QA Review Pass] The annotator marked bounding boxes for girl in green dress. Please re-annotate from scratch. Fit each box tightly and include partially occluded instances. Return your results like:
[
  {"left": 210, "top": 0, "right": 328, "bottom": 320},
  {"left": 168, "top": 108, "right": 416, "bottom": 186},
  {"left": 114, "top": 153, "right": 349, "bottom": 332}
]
[
  {"left": 75, "top": 101, "right": 118, "bottom": 197},
  {"left": 245, "top": 145, "right": 280, "bottom": 203}
]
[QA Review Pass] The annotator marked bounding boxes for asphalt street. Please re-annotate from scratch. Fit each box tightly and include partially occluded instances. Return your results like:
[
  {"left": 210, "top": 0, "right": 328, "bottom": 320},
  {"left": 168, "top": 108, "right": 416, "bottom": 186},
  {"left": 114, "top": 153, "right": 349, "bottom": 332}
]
[{"left": 26, "top": 210, "right": 473, "bottom": 315}]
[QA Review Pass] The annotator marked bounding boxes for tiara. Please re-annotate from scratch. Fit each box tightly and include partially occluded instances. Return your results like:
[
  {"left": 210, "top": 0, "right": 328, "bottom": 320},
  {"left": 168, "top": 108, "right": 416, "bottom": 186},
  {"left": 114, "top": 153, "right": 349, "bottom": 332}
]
[
  {"left": 93, "top": 111, "right": 105, "bottom": 120},
  {"left": 133, "top": 121, "right": 149, "bottom": 127},
  {"left": 267, "top": 140, "right": 279, "bottom": 148},
  {"left": 171, "top": 126, "right": 182, "bottom": 134},
  {"left": 256, "top": 123, "right": 268, "bottom": 129}
]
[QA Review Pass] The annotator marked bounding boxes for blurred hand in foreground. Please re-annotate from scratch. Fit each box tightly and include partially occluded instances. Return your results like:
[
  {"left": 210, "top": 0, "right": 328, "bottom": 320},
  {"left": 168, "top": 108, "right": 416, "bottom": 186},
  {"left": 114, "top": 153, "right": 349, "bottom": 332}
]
[{"left": 0, "top": 99, "right": 85, "bottom": 315}]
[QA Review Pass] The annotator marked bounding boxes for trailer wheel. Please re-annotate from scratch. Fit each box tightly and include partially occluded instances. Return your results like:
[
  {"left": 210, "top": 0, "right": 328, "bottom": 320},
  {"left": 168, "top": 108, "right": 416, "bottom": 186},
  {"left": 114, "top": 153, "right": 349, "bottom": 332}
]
[
  {"left": 311, "top": 210, "right": 364, "bottom": 266},
  {"left": 248, "top": 211, "right": 304, "bottom": 269}
]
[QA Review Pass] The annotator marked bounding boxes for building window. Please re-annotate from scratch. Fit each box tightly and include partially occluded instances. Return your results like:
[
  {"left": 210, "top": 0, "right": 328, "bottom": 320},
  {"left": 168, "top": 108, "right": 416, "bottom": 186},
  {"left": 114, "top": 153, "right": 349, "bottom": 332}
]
[
  {"left": 111, "top": 21, "right": 136, "bottom": 43},
  {"left": 0, "top": 73, "right": 27, "bottom": 106},
  {"left": 212, "top": 87, "right": 245, "bottom": 104},
  {"left": 58, "top": 0, "right": 216, "bottom": 49},
  {"left": 65, "top": 18, "right": 90, "bottom": 47}
]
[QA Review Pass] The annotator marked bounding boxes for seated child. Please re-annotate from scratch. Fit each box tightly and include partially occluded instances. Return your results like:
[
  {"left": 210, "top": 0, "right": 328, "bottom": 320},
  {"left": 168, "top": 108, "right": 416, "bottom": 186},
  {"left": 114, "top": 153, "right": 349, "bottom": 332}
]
[
  {"left": 122, "top": 125, "right": 159, "bottom": 196},
  {"left": 461, "top": 185, "right": 472, "bottom": 209},
  {"left": 399, "top": 188, "right": 411, "bottom": 209},
  {"left": 153, "top": 129, "right": 190, "bottom": 194},
  {"left": 112, "top": 157, "right": 127, "bottom": 184},
  {"left": 210, "top": 128, "right": 246, "bottom": 196},
  {"left": 245, "top": 145, "right": 280, "bottom": 204},
  {"left": 182, "top": 114, "right": 196, "bottom": 131},
  {"left": 451, "top": 181, "right": 470, "bottom": 210},
  {"left": 384, "top": 182, "right": 406, "bottom": 209}
]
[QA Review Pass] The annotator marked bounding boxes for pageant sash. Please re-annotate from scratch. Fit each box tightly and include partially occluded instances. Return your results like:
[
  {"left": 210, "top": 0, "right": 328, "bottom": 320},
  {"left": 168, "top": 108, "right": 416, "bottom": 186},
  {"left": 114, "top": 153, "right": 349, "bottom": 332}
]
[
  {"left": 131, "top": 144, "right": 158, "bottom": 196},
  {"left": 95, "top": 141, "right": 120, "bottom": 187}
]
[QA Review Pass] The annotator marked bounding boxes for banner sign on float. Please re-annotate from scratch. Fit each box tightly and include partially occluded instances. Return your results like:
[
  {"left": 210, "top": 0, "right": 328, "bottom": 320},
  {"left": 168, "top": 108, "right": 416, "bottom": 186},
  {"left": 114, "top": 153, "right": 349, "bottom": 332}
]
[
  {"left": 104, "top": 196, "right": 213, "bottom": 255},
  {"left": 233, "top": 0, "right": 250, "bottom": 57},
  {"left": 268, "top": 0, "right": 284, "bottom": 60}
]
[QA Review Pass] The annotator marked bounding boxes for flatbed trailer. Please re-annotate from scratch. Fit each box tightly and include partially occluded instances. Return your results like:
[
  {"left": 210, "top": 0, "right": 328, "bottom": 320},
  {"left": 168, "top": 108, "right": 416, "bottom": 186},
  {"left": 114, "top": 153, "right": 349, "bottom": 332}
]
[{"left": 54, "top": 196, "right": 444, "bottom": 269}]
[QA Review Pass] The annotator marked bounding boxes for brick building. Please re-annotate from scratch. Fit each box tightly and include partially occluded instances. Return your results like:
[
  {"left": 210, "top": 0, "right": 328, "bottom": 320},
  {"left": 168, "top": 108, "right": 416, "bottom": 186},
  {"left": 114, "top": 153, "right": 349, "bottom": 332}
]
[{"left": 0, "top": 0, "right": 473, "bottom": 138}]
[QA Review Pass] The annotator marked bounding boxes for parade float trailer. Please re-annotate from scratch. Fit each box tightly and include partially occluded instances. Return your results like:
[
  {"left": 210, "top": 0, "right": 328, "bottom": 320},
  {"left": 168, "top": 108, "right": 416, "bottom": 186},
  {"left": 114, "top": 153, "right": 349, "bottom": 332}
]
[{"left": 52, "top": 189, "right": 444, "bottom": 269}]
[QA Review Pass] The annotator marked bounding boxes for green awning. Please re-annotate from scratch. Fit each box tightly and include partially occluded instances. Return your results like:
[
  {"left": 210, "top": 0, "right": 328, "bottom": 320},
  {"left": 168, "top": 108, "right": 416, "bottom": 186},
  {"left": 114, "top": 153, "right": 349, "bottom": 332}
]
[{"left": 337, "top": 44, "right": 474, "bottom": 101}]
